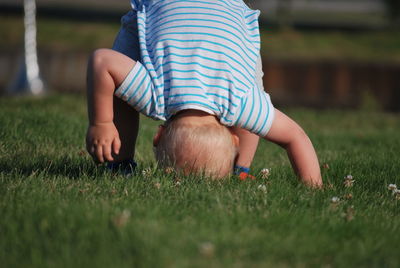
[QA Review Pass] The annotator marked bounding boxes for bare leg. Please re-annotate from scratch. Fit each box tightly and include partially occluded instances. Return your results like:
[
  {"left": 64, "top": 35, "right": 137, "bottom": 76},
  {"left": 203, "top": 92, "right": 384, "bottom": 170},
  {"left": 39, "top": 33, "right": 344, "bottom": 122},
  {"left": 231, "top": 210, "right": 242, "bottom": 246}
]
[{"left": 231, "top": 127, "right": 260, "bottom": 169}]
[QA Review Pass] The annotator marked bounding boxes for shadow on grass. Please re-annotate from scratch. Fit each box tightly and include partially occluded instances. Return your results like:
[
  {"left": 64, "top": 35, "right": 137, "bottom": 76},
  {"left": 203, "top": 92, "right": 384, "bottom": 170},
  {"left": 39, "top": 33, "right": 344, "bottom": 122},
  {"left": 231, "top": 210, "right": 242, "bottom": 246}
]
[{"left": 0, "top": 155, "right": 107, "bottom": 180}]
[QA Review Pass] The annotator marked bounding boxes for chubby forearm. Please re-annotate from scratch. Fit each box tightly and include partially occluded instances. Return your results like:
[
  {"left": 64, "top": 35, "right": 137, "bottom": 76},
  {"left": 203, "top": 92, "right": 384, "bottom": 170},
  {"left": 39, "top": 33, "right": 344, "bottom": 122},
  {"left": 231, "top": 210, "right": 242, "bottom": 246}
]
[
  {"left": 265, "top": 109, "right": 322, "bottom": 187},
  {"left": 87, "top": 52, "right": 116, "bottom": 125},
  {"left": 284, "top": 130, "right": 322, "bottom": 187},
  {"left": 87, "top": 85, "right": 114, "bottom": 125},
  {"left": 231, "top": 127, "right": 259, "bottom": 168}
]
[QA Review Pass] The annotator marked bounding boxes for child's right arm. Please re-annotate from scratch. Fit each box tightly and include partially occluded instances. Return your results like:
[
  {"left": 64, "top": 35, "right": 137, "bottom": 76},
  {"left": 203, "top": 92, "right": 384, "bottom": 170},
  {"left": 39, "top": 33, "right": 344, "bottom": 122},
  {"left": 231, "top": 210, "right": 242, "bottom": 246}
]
[
  {"left": 264, "top": 109, "right": 323, "bottom": 187},
  {"left": 86, "top": 49, "right": 136, "bottom": 163}
]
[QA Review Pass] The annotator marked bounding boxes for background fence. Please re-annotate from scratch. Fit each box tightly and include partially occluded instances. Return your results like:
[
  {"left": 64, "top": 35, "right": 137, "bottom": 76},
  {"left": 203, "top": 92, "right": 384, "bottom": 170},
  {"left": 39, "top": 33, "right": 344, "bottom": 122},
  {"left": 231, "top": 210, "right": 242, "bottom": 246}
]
[{"left": 2, "top": 51, "right": 398, "bottom": 110}]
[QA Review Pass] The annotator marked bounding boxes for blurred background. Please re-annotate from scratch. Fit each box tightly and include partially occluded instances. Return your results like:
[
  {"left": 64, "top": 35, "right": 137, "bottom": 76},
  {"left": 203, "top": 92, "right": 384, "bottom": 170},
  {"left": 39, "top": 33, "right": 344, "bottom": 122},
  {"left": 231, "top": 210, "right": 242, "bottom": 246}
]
[{"left": 0, "top": 0, "right": 399, "bottom": 110}]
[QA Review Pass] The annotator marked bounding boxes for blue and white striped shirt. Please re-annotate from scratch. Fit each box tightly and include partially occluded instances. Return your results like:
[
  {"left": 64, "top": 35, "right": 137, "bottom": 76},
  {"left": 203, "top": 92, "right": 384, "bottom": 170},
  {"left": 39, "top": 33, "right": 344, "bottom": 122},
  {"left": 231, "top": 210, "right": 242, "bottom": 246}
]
[{"left": 115, "top": 0, "right": 275, "bottom": 136}]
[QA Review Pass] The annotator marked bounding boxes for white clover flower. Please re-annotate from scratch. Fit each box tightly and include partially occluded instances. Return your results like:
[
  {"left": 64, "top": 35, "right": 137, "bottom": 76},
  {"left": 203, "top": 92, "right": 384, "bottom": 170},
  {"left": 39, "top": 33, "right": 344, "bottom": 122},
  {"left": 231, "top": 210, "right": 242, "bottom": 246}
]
[
  {"left": 165, "top": 167, "right": 174, "bottom": 174},
  {"left": 344, "top": 179, "right": 355, "bottom": 187},
  {"left": 257, "top": 184, "right": 267, "bottom": 192},
  {"left": 343, "top": 175, "right": 355, "bottom": 187},
  {"left": 142, "top": 168, "right": 152, "bottom": 178},
  {"left": 392, "top": 189, "right": 400, "bottom": 200},
  {"left": 261, "top": 168, "right": 270, "bottom": 175},
  {"left": 345, "top": 175, "right": 353, "bottom": 180},
  {"left": 260, "top": 168, "right": 270, "bottom": 179},
  {"left": 388, "top": 184, "right": 397, "bottom": 191},
  {"left": 331, "top": 197, "right": 340, "bottom": 203},
  {"left": 392, "top": 189, "right": 400, "bottom": 195}
]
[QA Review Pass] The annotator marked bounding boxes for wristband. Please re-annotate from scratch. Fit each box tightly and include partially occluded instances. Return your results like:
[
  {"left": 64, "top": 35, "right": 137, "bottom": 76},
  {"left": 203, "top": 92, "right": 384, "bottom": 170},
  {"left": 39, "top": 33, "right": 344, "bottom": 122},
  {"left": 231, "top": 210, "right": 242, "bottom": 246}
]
[
  {"left": 234, "top": 165, "right": 256, "bottom": 180},
  {"left": 234, "top": 165, "right": 250, "bottom": 175}
]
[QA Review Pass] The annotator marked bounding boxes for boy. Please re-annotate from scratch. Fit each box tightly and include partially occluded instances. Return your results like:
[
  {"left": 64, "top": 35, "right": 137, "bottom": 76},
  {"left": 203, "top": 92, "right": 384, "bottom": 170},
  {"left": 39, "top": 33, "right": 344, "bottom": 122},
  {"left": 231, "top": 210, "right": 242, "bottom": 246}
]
[{"left": 86, "top": 0, "right": 322, "bottom": 187}]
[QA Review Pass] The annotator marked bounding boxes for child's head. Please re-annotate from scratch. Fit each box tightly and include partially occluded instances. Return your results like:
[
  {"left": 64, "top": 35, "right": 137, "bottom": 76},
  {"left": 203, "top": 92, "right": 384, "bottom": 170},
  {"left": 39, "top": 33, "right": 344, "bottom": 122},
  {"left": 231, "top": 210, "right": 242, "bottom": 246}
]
[{"left": 153, "top": 110, "right": 239, "bottom": 178}]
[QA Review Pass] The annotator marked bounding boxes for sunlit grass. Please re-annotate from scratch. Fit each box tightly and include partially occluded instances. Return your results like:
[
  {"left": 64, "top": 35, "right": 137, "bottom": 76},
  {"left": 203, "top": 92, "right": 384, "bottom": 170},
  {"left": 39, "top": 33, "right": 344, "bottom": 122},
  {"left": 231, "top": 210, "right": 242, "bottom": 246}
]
[{"left": 0, "top": 94, "right": 399, "bottom": 267}]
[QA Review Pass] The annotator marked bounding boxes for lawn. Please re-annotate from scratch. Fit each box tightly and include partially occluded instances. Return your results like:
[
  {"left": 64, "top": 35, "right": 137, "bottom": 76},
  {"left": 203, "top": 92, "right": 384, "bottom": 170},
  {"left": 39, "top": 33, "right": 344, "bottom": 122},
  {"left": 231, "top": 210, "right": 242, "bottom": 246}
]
[{"left": 0, "top": 94, "right": 399, "bottom": 267}]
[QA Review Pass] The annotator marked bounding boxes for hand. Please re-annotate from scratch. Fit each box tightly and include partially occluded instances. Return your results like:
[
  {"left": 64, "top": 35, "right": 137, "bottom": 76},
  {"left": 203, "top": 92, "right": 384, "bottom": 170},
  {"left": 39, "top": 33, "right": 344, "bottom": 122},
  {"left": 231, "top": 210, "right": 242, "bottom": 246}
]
[{"left": 86, "top": 122, "right": 121, "bottom": 163}]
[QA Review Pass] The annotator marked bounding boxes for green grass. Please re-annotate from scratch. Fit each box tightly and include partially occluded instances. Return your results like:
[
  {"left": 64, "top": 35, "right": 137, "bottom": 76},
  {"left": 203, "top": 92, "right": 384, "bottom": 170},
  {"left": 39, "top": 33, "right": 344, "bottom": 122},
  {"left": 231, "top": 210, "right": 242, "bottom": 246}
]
[
  {"left": 1, "top": 15, "right": 400, "bottom": 62},
  {"left": 0, "top": 94, "right": 399, "bottom": 267}
]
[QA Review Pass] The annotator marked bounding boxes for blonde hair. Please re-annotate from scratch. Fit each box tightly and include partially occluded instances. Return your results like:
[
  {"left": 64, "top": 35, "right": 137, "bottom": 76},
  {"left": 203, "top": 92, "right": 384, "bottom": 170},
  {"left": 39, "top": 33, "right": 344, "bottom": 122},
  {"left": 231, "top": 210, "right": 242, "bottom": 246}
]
[{"left": 154, "top": 119, "right": 238, "bottom": 178}]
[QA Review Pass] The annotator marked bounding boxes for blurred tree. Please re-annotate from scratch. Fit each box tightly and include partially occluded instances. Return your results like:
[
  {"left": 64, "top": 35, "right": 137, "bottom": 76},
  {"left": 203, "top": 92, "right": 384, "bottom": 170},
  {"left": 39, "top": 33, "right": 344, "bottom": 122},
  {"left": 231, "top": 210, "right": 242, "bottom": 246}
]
[{"left": 384, "top": 0, "right": 400, "bottom": 26}]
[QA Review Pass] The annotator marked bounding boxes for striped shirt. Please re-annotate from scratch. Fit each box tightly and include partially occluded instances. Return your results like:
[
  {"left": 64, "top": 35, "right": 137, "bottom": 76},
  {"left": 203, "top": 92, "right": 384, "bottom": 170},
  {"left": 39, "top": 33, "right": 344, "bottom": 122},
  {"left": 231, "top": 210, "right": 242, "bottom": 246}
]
[{"left": 114, "top": 0, "right": 275, "bottom": 136}]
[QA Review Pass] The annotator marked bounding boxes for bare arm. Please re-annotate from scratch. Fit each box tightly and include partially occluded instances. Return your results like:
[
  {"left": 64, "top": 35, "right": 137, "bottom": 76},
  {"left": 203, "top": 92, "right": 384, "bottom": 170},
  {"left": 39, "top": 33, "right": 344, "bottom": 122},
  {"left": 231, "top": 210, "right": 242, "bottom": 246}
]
[
  {"left": 264, "top": 109, "right": 322, "bottom": 187},
  {"left": 87, "top": 51, "right": 115, "bottom": 126},
  {"left": 231, "top": 127, "right": 259, "bottom": 168},
  {"left": 86, "top": 49, "right": 136, "bottom": 163}
]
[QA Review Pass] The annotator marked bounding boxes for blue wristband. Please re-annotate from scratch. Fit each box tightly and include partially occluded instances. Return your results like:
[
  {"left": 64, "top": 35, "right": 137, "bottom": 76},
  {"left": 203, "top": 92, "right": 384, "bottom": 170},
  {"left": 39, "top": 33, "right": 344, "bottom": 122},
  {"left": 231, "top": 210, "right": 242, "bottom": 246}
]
[{"left": 234, "top": 165, "right": 250, "bottom": 175}]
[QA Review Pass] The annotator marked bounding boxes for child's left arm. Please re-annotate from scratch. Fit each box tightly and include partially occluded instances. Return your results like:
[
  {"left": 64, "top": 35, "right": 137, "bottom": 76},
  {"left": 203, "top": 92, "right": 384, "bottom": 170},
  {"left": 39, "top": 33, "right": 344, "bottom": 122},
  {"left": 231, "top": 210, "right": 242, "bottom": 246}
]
[{"left": 264, "top": 109, "right": 322, "bottom": 187}]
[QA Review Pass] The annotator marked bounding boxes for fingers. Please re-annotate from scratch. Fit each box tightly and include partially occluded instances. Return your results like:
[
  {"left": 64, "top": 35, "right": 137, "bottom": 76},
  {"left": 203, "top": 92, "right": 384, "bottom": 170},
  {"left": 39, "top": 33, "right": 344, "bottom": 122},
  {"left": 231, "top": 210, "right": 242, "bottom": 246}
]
[
  {"left": 86, "top": 139, "right": 98, "bottom": 163},
  {"left": 87, "top": 140, "right": 115, "bottom": 163},
  {"left": 102, "top": 142, "right": 114, "bottom": 162},
  {"left": 85, "top": 123, "right": 120, "bottom": 163},
  {"left": 94, "top": 143, "right": 104, "bottom": 163},
  {"left": 112, "top": 136, "right": 121, "bottom": 156}
]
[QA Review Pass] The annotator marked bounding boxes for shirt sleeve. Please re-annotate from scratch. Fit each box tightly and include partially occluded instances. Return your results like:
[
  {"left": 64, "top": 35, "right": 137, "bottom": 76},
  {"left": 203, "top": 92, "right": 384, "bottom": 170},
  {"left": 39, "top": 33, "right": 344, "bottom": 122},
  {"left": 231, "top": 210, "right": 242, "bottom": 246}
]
[
  {"left": 234, "top": 55, "right": 275, "bottom": 137},
  {"left": 235, "top": 86, "right": 275, "bottom": 137},
  {"left": 114, "top": 62, "right": 158, "bottom": 119}
]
